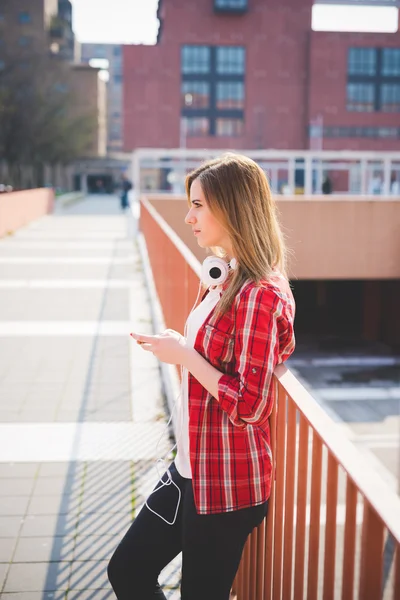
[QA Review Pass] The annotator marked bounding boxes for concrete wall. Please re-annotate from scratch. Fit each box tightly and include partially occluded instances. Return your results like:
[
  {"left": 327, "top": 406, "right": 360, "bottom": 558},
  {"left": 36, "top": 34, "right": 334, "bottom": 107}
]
[
  {"left": 0, "top": 188, "right": 54, "bottom": 238},
  {"left": 147, "top": 195, "right": 400, "bottom": 280}
]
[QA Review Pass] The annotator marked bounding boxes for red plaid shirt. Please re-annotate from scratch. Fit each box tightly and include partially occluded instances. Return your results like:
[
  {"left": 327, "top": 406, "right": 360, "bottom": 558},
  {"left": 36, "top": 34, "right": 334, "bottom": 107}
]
[{"left": 188, "top": 273, "right": 295, "bottom": 514}]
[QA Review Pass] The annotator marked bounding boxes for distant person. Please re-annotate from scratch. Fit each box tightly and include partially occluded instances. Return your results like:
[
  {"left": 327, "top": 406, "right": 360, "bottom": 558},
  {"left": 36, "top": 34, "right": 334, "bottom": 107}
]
[
  {"left": 368, "top": 172, "right": 382, "bottom": 195},
  {"left": 108, "top": 154, "right": 296, "bottom": 600},
  {"left": 95, "top": 179, "right": 105, "bottom": 194},
  {"left": 322, "top": 175, "right": 332, "bottom": 195},
  {"left": 390, "top": 173, "right": 400, "bottom": 196},
  {"left": 120, "top": 175, "right": 132, "bottom": 210}
]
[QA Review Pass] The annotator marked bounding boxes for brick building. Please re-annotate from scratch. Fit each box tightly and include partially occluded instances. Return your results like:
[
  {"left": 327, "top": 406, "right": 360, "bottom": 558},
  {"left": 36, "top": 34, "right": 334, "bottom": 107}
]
[{"left": 123, "top": 0, "right": 400, "bottom": 152}]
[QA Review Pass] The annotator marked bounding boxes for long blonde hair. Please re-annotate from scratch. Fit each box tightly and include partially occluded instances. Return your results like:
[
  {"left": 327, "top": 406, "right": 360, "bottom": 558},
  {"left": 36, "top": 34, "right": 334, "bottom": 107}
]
[{"left": 185, "top": 153, "right": 288, "bottom": 314}]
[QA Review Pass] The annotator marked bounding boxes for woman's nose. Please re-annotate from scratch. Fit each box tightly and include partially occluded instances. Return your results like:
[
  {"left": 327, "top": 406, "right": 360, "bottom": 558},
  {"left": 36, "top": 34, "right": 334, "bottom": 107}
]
[{"left": 185, "top": 210, "right": 196, "bottom": 225}]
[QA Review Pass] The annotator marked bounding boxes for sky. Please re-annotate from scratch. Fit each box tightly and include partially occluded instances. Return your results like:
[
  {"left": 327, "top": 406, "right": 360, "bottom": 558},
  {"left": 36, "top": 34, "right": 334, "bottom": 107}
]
[{"left": 70, "top": 1, "right": 399, "bottom": 45}]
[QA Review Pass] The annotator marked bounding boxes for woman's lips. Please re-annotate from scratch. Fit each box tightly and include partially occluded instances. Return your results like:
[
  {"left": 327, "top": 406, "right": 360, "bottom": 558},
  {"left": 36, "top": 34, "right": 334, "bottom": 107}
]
[{"left": 193, "top": 230, "right": 201, "bottom": 236}]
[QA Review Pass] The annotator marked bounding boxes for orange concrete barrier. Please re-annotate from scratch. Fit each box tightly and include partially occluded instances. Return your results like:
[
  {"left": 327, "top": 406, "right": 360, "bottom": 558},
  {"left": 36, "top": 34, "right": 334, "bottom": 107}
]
[{"left": 0, "top": 188, "right": 54, "bottom": 238}]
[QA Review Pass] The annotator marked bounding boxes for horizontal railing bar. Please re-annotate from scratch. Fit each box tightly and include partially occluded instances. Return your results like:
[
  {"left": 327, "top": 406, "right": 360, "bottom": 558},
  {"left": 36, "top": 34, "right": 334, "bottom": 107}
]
[
  {"left": 135, "top": 148, "right": 400, "bottom": 160},
  {"left": 140, "top": 196, "right": 201, "bottom": 279},
  {"left": 144, "top": 192, "right": 400, "bottom": 204},
  {"left": 274, "top": 364, "right": 400, "bottom": 542}
]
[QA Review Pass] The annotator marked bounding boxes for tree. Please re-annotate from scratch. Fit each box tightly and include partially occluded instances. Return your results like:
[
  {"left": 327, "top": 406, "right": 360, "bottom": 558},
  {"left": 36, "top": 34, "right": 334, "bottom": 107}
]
[{"left": 0, "top": 52, "right": 97, "bottom": 188}]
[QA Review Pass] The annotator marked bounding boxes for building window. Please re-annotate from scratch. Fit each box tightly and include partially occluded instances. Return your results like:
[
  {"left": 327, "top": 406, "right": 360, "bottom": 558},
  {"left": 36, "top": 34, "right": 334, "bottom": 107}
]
[
  {"left": 182, "top": 46, "right": 210, "bottom": 74},
  {"left": 214, "top": 0, "right": 248, "bottom": 10},
  {"left": 347, "top": 47, "right": 400, "bottom": 112},
  {"left": 216, "top": 82, "right": 244, "bottom": 109},
  {"left": 348, "top": 48, "right": 376, "bottom": 76},
  {"left": 181, "top": 81, "right": 210, "bottom": 108},
  {"left": 181, "top": 45, "right": 245, "bottom": 137},
  {"left": 18, "top": 11, "right": 31, "bottom": 24},
  {"left": 347, "top": 83, "right": 375, "bottom": 111},
  {"left": 381, "top": 83, "right": 400, "bottom": 112},
  {"left": 382, "top": 48, "right": 400, "bottom": 76},
  {"left": 216, "top": 118, "right": 243, "bottom": 136},
  {"left": 216, "top": 46, "right": 245, "bottom": 74},
  {"left": 323, "top": 126, "right": 400, "bottom": 139},
  {"left": 114, "top": 74, "right": 122, "bottom": 84},
  {"left": 113, "top": 46, "right": 121, "bottom": 57},
  {"left": 0, "top": 60, "right": 5, "bottom": 71},
  {"left": 185, "top": 117, "right": 209, "bottom": 136}
]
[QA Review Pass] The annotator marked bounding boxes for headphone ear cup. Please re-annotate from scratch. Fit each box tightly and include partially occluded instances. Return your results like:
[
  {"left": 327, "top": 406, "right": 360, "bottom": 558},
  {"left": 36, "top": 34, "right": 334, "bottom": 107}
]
[{"left": 201, "top": 256, "right": 230, "bottom": 286}]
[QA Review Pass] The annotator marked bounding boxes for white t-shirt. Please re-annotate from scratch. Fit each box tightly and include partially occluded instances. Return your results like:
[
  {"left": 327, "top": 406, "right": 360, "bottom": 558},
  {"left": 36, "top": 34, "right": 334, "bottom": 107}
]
[{"left": 175, "top": 286, "right": 222, "bottom": 479}]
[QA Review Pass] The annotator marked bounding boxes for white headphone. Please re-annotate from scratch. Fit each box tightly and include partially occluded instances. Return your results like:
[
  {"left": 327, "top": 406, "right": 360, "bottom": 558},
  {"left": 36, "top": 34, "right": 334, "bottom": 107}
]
[{"left": 201, "top": 256, "right": 237, "bottom": 286}]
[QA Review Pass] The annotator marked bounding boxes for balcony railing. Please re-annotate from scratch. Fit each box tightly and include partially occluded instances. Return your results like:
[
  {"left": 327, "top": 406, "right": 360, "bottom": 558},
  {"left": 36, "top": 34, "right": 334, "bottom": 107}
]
[
  {"left": 139, "top": 195, "right": 400, "bottom": 599},
  {"left": 131, "top": 148, "right": 400, "bottom": 197}
]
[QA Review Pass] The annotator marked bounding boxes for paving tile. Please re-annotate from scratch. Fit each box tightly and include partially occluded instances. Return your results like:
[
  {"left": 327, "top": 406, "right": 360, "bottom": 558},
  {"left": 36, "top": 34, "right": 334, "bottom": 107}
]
[
  {"left": 68, "top": 591, "right": 113, "bottom": 600},
  {"left": 54, "top": 412, "right": 83, "bottom": 422},
  {"left": 27, "top": 494, "right": 80, "bottom": 516},
  {"left": 0, "top": 411, "right": 22, "bottom": 422},
  {"left": 82, "top": 479, "right": 132, "bottom": 499},
  {"left": 0, "top": 496, "right": 30, "bottom": 516},
  {"left": 77, "top": 512, "right": 132, "bottom": 537},
  {"left": 80, "top": 411, "right": 132, "bottom": 422},
  {"left": 4, "top": 561, "right": 70, "bottom": 592},
  {"left": 13, "top": 536, "right": 75, "bottom": 563},
  {"left": 0, "top": 464, "right": 39, "bottom": 478},
  {"left": 0, "top": 516, "right": 24, "bottom": 537},
  {"left": 0, "top": 537, "right": 16, "bottom": 562},
  {"left": 32, "top": 477, "right": 82, "bottom": 497},
  {"left": 68, "top": 560, "right": 109, "bottom": 590},
  {"left": 18, "top": 410, "right": 58, "bottom": 423},
  {"left": 0, "top": 561, "right": 9, "bottom": 587},
  {"left": 79, "top": 493, "right": 131, "bottom": 515},
  {"left": 72, "top": 535, "right": 117, "bottom": 562},
  {"left": 38, "top": 462, "right": 86, "bottom": 479},
  {"left": 85, "top": 461, "right": 131, "bottom": 478},
  {"left": 0, "top": 479, "right": 36, "bottom": 497},
  {"left": 19, "top": 514, "right": 78, "bottom": 538},
  {"left": 1, "top": 593, "right": 65, "bottom": 599}
]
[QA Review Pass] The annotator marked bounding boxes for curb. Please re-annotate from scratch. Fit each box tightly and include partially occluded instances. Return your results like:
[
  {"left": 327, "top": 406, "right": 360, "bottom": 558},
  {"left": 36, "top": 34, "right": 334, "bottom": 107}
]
[
  {"left": 136, "top": 230, "right": 180, "bottom": 439},
  {"left": 56, "top": 191, "right": 85, "bottom": 208}
]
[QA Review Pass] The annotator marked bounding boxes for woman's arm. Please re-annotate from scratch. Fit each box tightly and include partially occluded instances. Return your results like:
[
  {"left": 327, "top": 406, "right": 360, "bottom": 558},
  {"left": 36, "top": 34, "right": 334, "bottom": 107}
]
[
  {"left": 130, "top": 285, "right": 289, "bottom": 429},
  {"left": 182, "top": 347, "right": 223, "bottom": 399},
  {"left": 216, "top": 286, "right": 282, "bottom": 429}
]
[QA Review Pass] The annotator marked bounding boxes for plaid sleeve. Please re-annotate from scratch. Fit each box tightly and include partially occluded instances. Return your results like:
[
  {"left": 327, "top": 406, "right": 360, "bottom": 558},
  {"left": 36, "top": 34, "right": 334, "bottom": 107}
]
[{"left": 217, "top": 285, "right": 282, "bottom": 428}]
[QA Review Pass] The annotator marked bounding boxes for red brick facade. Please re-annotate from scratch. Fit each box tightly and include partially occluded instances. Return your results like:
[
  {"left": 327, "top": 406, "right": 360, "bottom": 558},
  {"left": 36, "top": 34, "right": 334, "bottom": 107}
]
[
  {"left": 123, "top": 0, "right": 400, "bottom": 152},
  {"left": 309, "top": 31, "right": 400, "bottom": 151}
]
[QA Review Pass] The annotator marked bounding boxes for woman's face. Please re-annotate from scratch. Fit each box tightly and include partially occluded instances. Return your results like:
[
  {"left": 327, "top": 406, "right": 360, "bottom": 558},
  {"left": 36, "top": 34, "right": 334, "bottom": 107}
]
[{"left": 185, "top": 179, "right": 232, "bottom": 254}]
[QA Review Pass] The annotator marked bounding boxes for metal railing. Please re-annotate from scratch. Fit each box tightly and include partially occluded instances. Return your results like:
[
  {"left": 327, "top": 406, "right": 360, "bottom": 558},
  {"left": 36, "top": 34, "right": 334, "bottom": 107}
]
[
  {"left": 139, "top": 195, "right": 400, "bottom": 600},
  {"left": 131, "top": 149, "right": 400, "bottom": 198}
]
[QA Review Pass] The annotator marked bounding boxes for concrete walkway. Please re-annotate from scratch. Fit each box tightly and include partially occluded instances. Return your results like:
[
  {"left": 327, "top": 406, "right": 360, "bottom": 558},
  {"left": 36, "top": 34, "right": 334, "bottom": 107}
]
[{"left": 0, "top": 195, "right": 180, "bottom": 599}]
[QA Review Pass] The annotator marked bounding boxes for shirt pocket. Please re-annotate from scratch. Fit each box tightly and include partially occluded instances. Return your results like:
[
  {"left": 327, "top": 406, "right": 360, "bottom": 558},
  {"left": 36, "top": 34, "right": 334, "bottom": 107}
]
[{"left": 204, "top": 324, "right": 235, "bottom": 368}]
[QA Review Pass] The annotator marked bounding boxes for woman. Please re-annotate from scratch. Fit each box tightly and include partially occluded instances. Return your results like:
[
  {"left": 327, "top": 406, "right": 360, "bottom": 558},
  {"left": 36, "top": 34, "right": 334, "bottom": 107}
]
[{"left": 107, "top": 153, "right": 295, "bottom": 599}]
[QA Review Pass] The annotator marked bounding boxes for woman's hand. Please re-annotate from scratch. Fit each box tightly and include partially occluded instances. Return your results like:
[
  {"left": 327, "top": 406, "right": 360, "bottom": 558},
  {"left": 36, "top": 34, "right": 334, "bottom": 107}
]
[{"left": 130, "top": 329, "right": 188, "bottom": 365}]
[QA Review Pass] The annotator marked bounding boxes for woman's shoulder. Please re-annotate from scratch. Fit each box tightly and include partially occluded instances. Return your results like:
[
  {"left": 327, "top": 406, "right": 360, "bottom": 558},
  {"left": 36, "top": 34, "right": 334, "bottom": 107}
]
[{"left": 236, "top": 272, "right": 295, "bottom": 314}]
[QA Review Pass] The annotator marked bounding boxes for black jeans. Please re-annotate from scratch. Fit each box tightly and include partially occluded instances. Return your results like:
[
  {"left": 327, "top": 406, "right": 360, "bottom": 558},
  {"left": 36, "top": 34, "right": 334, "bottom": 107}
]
[{"left": 107, "top": 462, "right": 268, "bottom": 600}]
